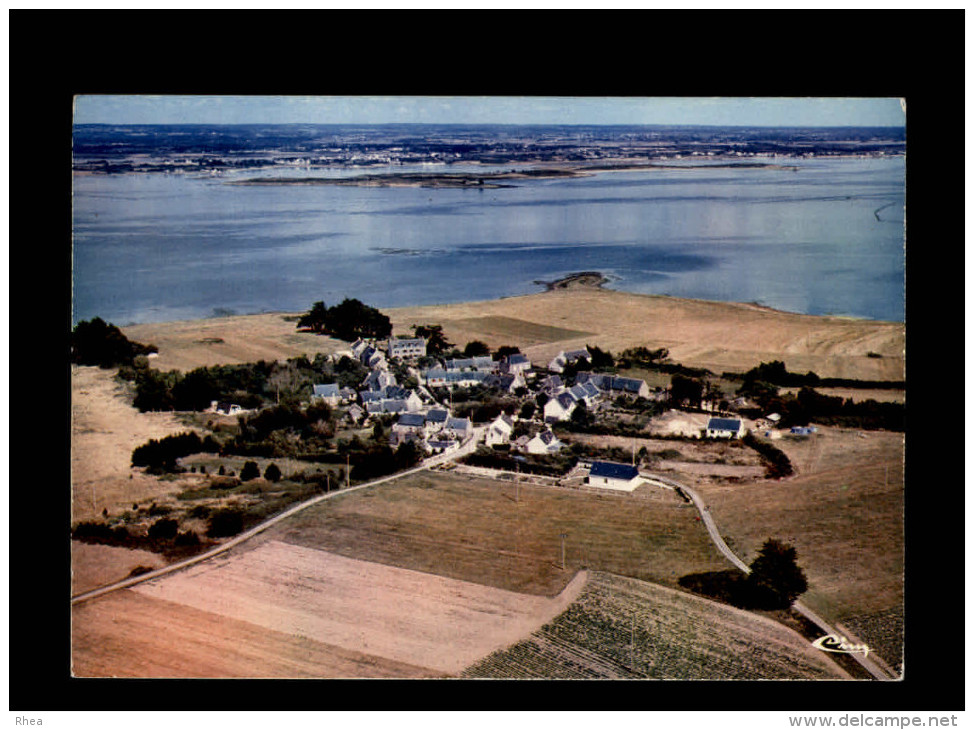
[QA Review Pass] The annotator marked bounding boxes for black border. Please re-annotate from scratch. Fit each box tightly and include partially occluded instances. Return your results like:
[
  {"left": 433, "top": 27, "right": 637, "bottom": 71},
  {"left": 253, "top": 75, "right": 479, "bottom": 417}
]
[{"left": 11, "top": 7, "right": 963, "bottom": 715}]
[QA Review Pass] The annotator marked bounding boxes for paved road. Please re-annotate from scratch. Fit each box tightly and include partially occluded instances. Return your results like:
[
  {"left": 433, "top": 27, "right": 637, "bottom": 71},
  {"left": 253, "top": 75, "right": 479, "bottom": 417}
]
[
  {"left": 71, "top": 428, "right": 485, "bottom": 606},
  {"left": 641, "top": 473, "right": 896, "bottom": 681}
]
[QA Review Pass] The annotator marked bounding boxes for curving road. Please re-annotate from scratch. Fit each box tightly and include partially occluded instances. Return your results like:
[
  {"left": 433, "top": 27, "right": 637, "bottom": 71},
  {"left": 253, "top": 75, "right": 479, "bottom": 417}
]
[{"left": 641, "top": 473, "right": 896, "bottom": 681}]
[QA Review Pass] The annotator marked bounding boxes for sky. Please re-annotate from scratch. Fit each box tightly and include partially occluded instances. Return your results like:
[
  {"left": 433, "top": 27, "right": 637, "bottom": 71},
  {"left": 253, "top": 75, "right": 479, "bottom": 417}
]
[{"left": 73, "top": 95, "right": 907, "bottom": 128}]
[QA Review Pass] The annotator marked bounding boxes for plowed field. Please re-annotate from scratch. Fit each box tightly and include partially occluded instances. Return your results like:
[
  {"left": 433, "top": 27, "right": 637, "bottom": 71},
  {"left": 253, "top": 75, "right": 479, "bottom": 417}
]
[
  {"left": 463, "top": 571, "right": 850, "bottom": 680},
  {"left": 74, "top": 540, "right": 587, "bottom": 677}
]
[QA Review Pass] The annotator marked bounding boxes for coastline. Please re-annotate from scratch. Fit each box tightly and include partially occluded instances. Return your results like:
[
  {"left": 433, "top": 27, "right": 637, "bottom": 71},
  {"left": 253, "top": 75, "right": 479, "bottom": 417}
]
[{"left": 119, "top": 273, "right": 905, "bottom": 383}]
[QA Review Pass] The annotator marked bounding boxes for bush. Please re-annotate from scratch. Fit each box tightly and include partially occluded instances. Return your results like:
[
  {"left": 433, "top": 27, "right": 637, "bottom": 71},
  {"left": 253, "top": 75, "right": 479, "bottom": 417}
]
[
  {"left": 240, "top": 461, "right": 261, "bottom": 481},
  {"left": 742, "top": 539, "right": 808, "bottom": 609},
  {"left": 263, "top": 463, "right": 282, "bottom": 482},
  {"left": 174, "top": 530, "right": 201, "bottom": 547},
  {"left": 207, "top": 508, "right": 244, "bottom": 537},
  {"left": 147, "top": 517, "right": 179, "bottom": 539}
]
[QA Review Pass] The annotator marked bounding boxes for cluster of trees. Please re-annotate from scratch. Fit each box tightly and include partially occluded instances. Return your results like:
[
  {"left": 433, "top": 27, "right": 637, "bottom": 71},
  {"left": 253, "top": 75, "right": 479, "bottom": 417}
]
[
  {"left": 348, "top": 439, "right": 423, "bottom": 482},
  {"left": 71, "top": 317, "right": 157, "bottom": 368},
  {"left": 731, "top": 360, "right": 904, "bottom": 392},
  {"left": 230, "top": 401, "right": 336, "bottom": 458},
  {"left": 131, "top": 431, "right": 221, "bottom": 473},
  {"left": 298, "top": 298, "right": 392, "bottom": 341},
  {"left": 679, "top": 538, "right": 809, "bottom": 610},
  {"left": 129, "top": 354, "right": 368, "bottom": 413}
]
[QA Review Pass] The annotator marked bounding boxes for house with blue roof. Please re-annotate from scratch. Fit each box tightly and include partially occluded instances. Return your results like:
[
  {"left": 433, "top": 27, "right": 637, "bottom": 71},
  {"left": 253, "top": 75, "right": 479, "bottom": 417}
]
[
  {"left": 705, "top": 417, "right": 745, "bottom": 439},
  {"left": 586, "top": 460, "right": 643, "bottom": 491}
]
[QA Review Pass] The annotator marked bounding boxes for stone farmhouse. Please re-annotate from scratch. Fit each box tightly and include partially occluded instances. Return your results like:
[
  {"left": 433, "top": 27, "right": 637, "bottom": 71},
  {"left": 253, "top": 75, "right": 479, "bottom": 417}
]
[{"left": 388, "top": 337, "right": 427, "bottom": 360}]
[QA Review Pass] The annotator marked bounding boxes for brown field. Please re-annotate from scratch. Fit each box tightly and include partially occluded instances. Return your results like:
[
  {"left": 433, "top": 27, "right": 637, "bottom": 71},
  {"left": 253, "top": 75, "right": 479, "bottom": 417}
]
[
  {"left": 74, "top": 540, "right": 588, "bottom": 677},
  {"left": 123, "top": 312, "right": 346, "bottom": 372},
  {"left": 71, "top": 542, "right": 167, "bottom": 595},
  {"left": 71, "top": 365, "right": 190, "bottom": 523},
  {"left": 270, "top": 471, "right": 731, "bottom": 597},
  {"left": 388, "top": 287, "right": 904, "bottom": 381},
  {"left": 693, "top": 427, "right": 904, "bottom": 624},
  {"left": 72, "top": 589, "right": 440, "bottom": 678},
  {"left": 463, "top": 571, "right": 850, "bottom": 679},
  {"left": 118, "top": 287, "right": 904, "bottom": 380}
]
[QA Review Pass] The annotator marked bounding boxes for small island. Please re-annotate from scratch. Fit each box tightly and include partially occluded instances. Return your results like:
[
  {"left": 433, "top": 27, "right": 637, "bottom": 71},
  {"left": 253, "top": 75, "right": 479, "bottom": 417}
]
[{"left": 534, "top": 272, "right": 610, "bottom": 291}]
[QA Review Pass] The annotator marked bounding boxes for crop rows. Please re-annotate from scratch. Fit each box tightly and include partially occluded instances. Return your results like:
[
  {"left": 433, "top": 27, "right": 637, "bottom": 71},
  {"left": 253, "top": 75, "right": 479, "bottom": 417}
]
[
  {"left": 842, "top": 607, "right": 903, "bottom": 676},
  {"left": 463, "top": 572, "right": 846, "bottom": 680}
]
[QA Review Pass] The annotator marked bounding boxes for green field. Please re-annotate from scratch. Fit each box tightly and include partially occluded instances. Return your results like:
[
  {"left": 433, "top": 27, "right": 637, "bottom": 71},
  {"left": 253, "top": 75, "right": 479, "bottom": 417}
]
[{"left": 268, "top": 471, "right": 732, "bottom": 597}]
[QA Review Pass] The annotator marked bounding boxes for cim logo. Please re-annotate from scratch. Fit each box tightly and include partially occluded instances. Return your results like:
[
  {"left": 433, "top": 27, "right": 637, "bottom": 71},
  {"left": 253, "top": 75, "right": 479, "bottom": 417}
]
[{"left": 811, "top": 634, "right": 871, "bottom": 657}]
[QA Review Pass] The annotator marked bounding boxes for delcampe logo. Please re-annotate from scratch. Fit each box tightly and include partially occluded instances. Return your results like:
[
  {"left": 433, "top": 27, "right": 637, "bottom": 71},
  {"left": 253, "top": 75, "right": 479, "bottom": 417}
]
[{"left": 811, "top": 634, "right": 871, "bottom": 657}]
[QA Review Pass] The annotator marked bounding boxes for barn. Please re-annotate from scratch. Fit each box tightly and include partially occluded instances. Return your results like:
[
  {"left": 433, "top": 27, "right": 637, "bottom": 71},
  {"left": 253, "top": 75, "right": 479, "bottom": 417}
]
[{"left": 585, "top": 461, "right": 643, "bottom": 492}]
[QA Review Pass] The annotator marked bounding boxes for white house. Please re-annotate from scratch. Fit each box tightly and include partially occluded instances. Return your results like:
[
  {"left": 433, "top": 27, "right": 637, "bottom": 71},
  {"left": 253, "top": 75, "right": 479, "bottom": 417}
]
[
  {"left": 442, "top": 417, "right": 473, "bottom": 441},
  {"left": 705, "top": 417, "right": 745, "bottom": 439},
  {"left": 586, "top": 461, "right": 643, "bottom": 492},
  {"left": 388, "top": 337, "right": 427, "bottom": 360},
  {"left": 443, "top": 356, "right": 497, "bottom": 373},
  {"left": 210, "top": 401, "right": 245, "bottom": 416},
  {"left": 485, "top": 414, "right": 515, "bottom": 447},
  {"left": 500, "top": 353, "right": 532, "bottom": 375},
  {"left": 423, "top": 368, "right": 490, "bottom": 389},
  {"left": 525, "top": 429, "right": 564, "bottom": 455},
  {"left": 548, "top": 348, "right": 591, "bottom": 373},
  {"left": 544, "top": 392, "right": 577, "bottom": 422}
]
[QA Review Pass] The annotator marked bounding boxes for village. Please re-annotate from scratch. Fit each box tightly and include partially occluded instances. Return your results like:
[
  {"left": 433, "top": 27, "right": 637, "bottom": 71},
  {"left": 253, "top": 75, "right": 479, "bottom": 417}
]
[{"left": 201, "top": 330, "right": 796, "bottom": 494}]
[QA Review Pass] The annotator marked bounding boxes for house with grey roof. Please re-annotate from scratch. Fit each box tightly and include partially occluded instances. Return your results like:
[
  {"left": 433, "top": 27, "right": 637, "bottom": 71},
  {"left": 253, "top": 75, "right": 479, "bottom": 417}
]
[
  {"left": 442, "top": 417, "right": 473, "bottom": 441},
  {"left": 443, "top": 356, "right": 497, "bottom": 373},
  {"left": 311, "top": 383, "right": 343, "bottom": 406},
  {"left": 485, "top": 414, "right": 516, "bottom": 447},
  {"left": 484, "top": 371, "right": 526, "bottom": 394},
  {"left": 544, "top": 391, "right": 578, "bottom": 422},
  {"left": 500, "top": 353, "right": 532, "bottom": 375},
  {"left": 362, "top": 369, "right": 397, "bottom": 392},
  {"left": 392, "top": 412, "right": 428, "bottom": 445},
  {"left": 388, "top": 337, "right": 426, "bottom": 360},
  {"left": 576, "top": 372, "right": 651, "bottom": 399},
  {"left": 548, "top": 348, "right": 591, "bottom": 373},
  {"left": 423, "top": 368, "right": 491, "bottom": 389},
  {"left": 525, "top": 429, "right": 564, "bottom": 455}
]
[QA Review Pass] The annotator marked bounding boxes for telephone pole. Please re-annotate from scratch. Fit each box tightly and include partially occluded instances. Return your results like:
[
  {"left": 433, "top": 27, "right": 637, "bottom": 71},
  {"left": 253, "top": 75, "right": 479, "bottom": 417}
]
[{"left": 559, "top": 533, "right": 568, "bottom": 571}]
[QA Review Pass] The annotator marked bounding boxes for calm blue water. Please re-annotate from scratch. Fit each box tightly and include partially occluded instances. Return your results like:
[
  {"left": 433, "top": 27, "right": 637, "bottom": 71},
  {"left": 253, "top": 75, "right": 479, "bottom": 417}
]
[{"left": 72, "top": 156, "right": 905, "bottom": 325}]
